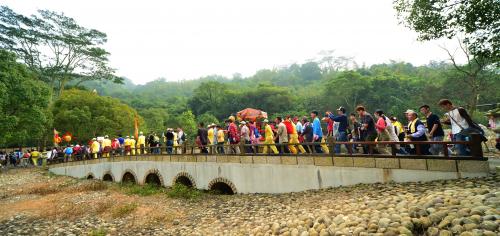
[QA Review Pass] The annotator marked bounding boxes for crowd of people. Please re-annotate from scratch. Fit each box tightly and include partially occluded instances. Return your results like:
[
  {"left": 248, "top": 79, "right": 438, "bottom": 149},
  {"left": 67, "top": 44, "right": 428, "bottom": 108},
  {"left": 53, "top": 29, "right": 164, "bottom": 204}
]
[
  {"left": 193, "top": 98, "right": 490, "bottom": 156},
  {"left": 0, "top": 99, "right": 494, "bottom": 168}
]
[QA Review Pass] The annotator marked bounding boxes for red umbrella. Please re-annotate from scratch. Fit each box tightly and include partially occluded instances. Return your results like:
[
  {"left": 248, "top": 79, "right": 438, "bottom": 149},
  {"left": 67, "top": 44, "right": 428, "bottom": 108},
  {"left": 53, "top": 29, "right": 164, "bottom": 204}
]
[{"left": 237, "top": 108, "right": 268, "bottom": 121}]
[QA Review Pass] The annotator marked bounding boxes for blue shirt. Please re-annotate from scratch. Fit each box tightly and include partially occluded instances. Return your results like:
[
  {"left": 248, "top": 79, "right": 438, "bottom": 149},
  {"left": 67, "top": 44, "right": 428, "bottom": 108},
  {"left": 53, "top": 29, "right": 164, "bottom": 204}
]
[
  {"left": 118, "top": 137, "right": 125, "bottom": 145},
  {"left": 328, "top": 114, "right": 348, "bottom": 132},
  {"left": 64, "top": 147, "right": 73, "bottom": 155},
  {"left": 312, "top": 117, "right": 323, "bottom": 138}
]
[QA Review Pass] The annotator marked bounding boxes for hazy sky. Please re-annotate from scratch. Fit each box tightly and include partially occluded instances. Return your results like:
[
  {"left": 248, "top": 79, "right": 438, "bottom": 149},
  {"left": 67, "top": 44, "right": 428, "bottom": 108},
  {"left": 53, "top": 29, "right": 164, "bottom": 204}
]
[{"left": 4, "top": 0, "right": 460, "bottom": 84}]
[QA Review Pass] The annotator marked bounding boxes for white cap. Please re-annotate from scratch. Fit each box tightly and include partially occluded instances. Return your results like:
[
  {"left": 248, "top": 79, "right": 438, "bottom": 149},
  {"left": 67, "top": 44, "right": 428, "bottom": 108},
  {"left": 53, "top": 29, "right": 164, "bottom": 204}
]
[{"left": 404, "top": 109, "right": 417, "bottom": 115}]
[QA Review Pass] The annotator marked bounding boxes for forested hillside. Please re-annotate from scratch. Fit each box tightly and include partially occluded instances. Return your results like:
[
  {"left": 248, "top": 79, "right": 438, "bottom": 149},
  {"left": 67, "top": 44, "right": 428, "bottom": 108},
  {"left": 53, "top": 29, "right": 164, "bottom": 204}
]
[{"left": 83, "top": 60, "right": 499, "bottom": 134}]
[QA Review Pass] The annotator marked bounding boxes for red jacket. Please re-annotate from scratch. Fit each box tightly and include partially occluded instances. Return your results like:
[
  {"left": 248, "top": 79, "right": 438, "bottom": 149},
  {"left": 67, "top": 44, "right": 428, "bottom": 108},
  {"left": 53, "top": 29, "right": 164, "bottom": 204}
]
[{"left": 283, "top": 120, "right": 295, "bottom": 135}]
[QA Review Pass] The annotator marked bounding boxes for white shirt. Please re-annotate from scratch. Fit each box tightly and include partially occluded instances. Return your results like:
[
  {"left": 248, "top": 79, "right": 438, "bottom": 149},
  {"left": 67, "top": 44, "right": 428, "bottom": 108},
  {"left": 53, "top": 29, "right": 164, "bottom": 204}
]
[{"left": 446, "top": 108, "right": 469, "bottom": 134}]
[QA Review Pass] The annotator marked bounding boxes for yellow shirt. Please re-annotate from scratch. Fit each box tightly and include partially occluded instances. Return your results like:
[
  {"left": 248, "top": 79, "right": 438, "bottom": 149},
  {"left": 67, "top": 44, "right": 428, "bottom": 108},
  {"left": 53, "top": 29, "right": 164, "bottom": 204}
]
[
  {"left": 91, "top": 141, "right": 100, "bottom": 153},
  {"left": 137, "top": 135, "right": 146, "bottom": 145},
  {"left": 173, "top": 133, "right": 178, "bottom": 146},
  {"left": 124, "top": 138, "right": 131, "bottom": 146},
  {"left": 217, "top": 130, "right": 225, "bottom": 143},
  {"left": 393, "top": 121, "right": 404, "bottom": 134},
  {"left": 265, "top": 124, "right": 274, "bottom": 140},
  {"left": 31, "top": 151, "right": 40, "bottom": 158},
  {"left": 103, "top": 138, "right": 112, "bottom": 147},
  {"left": 207, "top": 128, "right": 214, "bottom": 144},
  {"left": 130, "top": 139, "right": 136, "bottom": 147}
]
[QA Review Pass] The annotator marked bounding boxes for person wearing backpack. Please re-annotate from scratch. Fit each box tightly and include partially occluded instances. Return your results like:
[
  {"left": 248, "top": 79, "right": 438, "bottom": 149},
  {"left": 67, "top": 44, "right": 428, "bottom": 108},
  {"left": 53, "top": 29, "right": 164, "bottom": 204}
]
[{"left": 438, "top": 99, "right": 485, "bottom": 156}]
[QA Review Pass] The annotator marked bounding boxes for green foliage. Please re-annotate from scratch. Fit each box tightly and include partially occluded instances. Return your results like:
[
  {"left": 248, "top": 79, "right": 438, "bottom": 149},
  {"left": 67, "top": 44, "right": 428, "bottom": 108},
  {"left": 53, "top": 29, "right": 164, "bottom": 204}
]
[
  {"left": 394, "top": 0, "right": 499, "bottom": 62},
  {"left": 122, "top": 183, "right": 164, "bottom": 196},
  {"left": 139, "top": 108, "right": 169, "bottom": 133},
  {"left": 0, "top": 50, "right": 51, "bottom": 147},
  {"left": 166, "top": 183, "right": 202, "bottom": 200},
  {"left": 0, "top": 6, "right": 121, "bottom": 95},
  {"left": 52, "top": 89, "right": 143, "bottom": 143},
  {"left": 197, "top": 113, "right": 220, "bottom": 126},
  {"left": 176, "top": 110, "right": 197, "bottom": 140}
]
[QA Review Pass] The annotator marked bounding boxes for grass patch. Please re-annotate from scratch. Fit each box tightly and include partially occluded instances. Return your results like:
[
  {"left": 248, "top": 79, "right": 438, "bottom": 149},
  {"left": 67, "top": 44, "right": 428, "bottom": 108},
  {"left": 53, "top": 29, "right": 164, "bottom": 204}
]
[
  {"left": 166, "top": 183, "right": 203, "bottom": 200},
  {"left": 112, "top": 203, "right": 138, "bottom": 218},
  {"left": 89, "top": 227, "right": 107, "bottom": 236},
  {"left": 121, "top": 183, "right": 165, "bottom": 196}
]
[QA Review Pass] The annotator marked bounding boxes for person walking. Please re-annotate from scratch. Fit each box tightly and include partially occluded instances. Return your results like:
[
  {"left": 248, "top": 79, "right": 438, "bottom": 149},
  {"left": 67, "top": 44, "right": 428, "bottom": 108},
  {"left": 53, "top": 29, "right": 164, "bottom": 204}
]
[
  {"left": 216, "top": 125, "right": 225, "bottom": 153},
  {"left": 327, "top": 107, "right": 349, "bottom": 154},
  {"left": 390, "top": 116, "right": 405, "bottom": 141},
  {"left": 91, "top": 138, "right": 100, "bottom": 159},
  {"left": 240, "top": 121, "right": 253, "bottom": 153},
  {"left": 165, "top": 129, "right": 174, "bottom": 154},
  {"left": 102, "top": 135, "right": 112, "bottom": 158},
  {"left": 405, "top": 109, "right": 431, "bottom": 155},
  {"left": 111, "top": 138, "right": 120, "bottom": 156},
  {"left": 420, "top": 105, "right": 446, "bottom": 155},
  {"left": 438, "top": 99, "right": 481, "bottom": 156},
  {"left": 207, "top": 124, "right": 215, "bottom": 146},
  {"left": 227, "top": 116, "right": 240, "bottom": 154},
  {"left": 196, "top": 122, "right": 209, "bottom": 154},
  {"left": 374, "top": 110, "right": 402, "bottom": 154},
  {"left": 355, "top": 106, "right": 378, "bottom": 154},
  {"left": 349, "top": 113, "right": 362, "bottom": 153},
  {"left": 275, "top": 117, "right": 289, "bottom": 153},
  {"left": 311, "top": 111, "right": 324, "bottom": 153},
  {"left": 63, "top": 146, "right": 73, "bottom": 162},
  {"left": 285, "top": 116, "right": 306, "bottom": 154},
  {"left": 31, "top": 149, "right": 40, "bottom": 166},
  {"left": 262, "top": 119, "right": 279, "bottom": 154},
  {"left": 137, "top": 132, "right": 146, "bottom": 154}
]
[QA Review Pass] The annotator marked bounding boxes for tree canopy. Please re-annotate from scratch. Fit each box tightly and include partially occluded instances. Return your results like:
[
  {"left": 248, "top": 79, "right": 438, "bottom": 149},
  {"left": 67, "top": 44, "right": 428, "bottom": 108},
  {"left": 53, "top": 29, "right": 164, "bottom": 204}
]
[
  {"left": 0, "top": 6, "right": 122, "bottom": 95},
  {"left": 0, "top": 49, "right": 51, "bottom": 147},
  {"left": 394, "top": 0, "right": 500, "bottom": 63},
  {"left": 52, "top": 89, "right": 143, "bottom": 143}
]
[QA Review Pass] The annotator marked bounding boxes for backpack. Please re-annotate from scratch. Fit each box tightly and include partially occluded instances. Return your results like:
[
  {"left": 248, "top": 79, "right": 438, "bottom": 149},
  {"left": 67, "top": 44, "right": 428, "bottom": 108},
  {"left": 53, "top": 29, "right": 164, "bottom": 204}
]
[
  {"left": 181, "top": 133, "right": 186, "bottom": 141},
  {"left": 451, "top": 107, "right": 487, "bottom": 141}
]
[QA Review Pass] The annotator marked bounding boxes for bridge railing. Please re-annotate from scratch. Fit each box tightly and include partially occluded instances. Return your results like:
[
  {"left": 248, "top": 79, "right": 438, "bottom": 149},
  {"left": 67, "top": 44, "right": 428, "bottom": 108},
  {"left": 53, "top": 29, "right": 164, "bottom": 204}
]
[{"left": 47, "top": 134, "right": 486, "bottom": 164}]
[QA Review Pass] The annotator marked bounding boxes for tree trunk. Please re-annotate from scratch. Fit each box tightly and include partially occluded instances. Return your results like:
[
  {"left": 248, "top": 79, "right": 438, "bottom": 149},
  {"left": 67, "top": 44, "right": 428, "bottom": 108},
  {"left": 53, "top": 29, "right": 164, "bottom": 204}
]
[{"left": 468, "top": 76, "right": 479, "bottom": 116}]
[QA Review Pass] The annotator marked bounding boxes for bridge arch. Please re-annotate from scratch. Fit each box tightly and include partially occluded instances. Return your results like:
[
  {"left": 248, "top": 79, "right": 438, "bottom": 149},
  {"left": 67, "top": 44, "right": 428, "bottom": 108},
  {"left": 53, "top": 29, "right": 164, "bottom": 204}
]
[
  {"left": 208, "top": 177, "right": 237, "bottom": 195},
  {"left": 121, "top": 169, "right": 138, "bottom": 184},
  {"left": 172, "top": 172, "right": 196, "bottom": 188},
  {"left": 143, "top": 169, "right": 164, "bottom": 186},
  {"left": 86, "top": 172, "right": 95, "bottom": 180},
  {"left": 102, "top": 171, "right": 115, "bottom": 182}
]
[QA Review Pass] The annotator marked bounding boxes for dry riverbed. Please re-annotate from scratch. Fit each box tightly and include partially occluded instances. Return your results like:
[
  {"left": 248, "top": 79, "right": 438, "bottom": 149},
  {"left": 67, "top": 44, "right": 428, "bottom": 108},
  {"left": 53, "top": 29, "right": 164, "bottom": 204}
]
[{"left": 0, "top": 168, "right": 498, "bottom": 236}]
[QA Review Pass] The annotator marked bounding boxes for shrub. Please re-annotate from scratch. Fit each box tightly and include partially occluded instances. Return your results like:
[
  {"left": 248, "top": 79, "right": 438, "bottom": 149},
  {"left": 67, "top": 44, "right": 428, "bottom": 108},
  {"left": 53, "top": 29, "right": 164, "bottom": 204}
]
[
  {"left": 121, "top": 183, "right": 165, "bottom": 196},
  {"left": 166, "top": 183, "right": 202, "bottom": 200}
]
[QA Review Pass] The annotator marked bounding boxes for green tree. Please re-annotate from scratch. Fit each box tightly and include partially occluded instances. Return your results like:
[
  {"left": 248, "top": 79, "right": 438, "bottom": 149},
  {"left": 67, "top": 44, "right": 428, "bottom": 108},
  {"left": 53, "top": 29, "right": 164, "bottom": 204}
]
[
  {"left": 0, "top": 50, "right": 51, "bottom": 147},
  {"left": 52, "top": 89, "right": 143, "bottom": 143},
  {"left": 394, "top": 0, "right": 499, "bottom": 61},
  {"left": 0, "top": 6, "right": 121, "bottom": 95},
  {"left": 139, "top": 108, "right": 169, "bottom": 133},
  {"left": 175, "top": 110, "right": 197, "bottom": 141},
  {"left": 188, "top": 81, "right": 229, "bottom": 118},
  {"left": 197, "top": 113, "right": 220, "bottom": 126},
  {"left": 394, "top": 0, "right": 500, "bottom": 113},
  {"left": 323, "top": 71, "right": 370, "bottom": 112}
]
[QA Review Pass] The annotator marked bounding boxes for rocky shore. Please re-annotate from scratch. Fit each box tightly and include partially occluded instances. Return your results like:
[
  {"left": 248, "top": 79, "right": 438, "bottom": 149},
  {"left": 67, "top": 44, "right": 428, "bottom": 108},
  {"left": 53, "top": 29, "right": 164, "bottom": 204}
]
[{"left": 0, "top": 169, "right": 498, "bottom": 235}]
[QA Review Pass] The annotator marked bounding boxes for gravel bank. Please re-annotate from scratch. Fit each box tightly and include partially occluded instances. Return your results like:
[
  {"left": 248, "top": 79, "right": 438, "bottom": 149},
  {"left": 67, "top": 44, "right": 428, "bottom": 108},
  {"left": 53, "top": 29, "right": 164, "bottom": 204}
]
[{"left": 0, "top": 168, "right": 498, "bottom": 235}]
